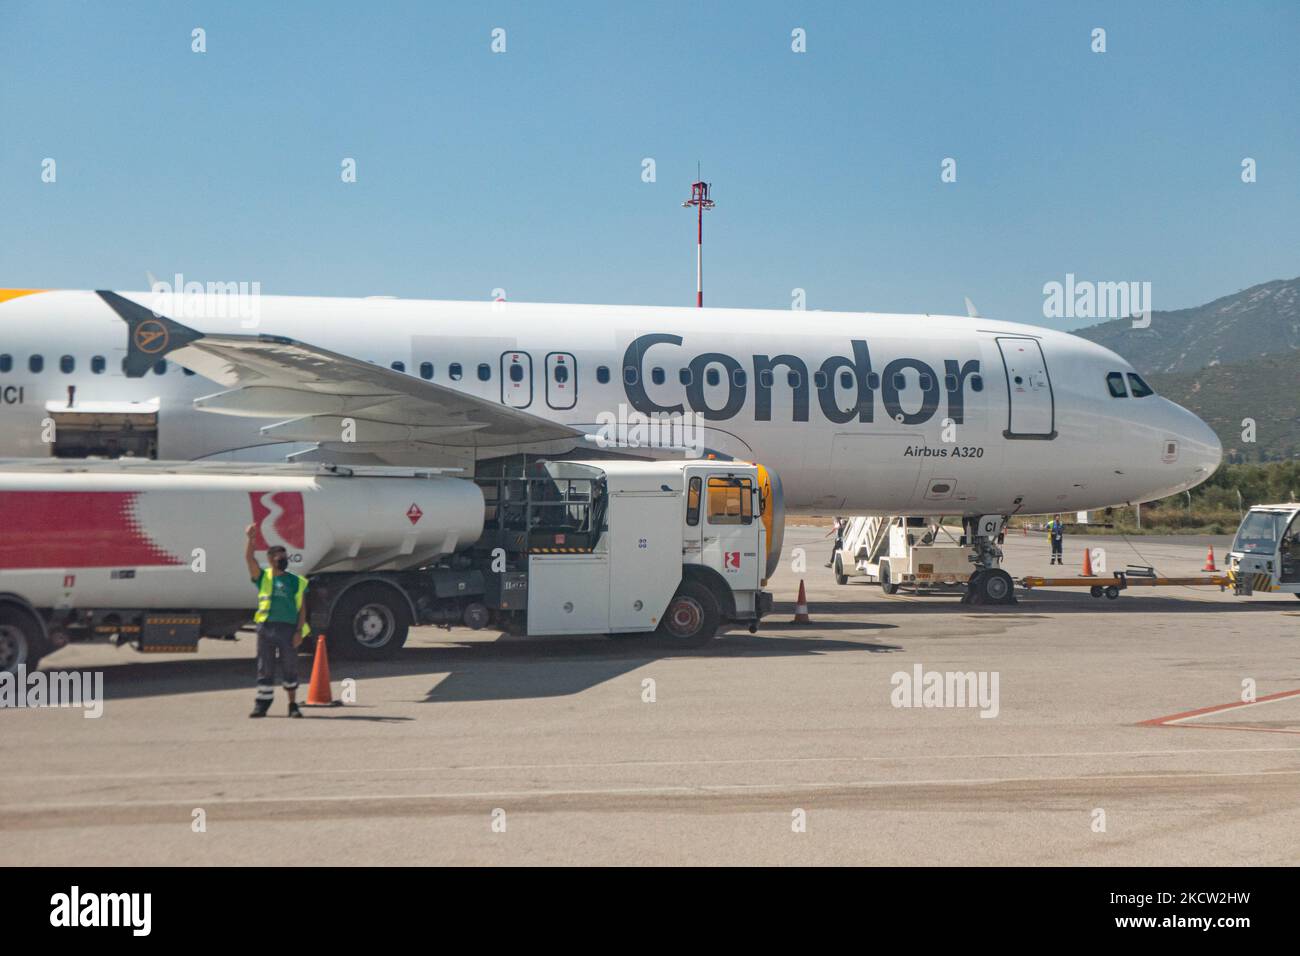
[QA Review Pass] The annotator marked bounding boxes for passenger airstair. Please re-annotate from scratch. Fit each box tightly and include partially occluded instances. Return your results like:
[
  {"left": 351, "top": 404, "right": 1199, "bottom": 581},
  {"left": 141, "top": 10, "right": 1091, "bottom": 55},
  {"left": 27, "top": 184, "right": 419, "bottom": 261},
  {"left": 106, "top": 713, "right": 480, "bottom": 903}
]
[
  {"left": 834, "top": 514, "right": 975, "bottom": 595},
  {"left": 840, "top": 515, "right": 891, "bottom": 571}
]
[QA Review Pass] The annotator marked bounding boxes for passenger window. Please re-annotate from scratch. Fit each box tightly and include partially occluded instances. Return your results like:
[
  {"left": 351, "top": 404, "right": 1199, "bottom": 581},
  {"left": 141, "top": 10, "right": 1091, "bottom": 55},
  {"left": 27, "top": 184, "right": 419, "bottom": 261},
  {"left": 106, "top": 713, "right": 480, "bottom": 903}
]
[
  {"left": 1127, "top": 373, "right": 1153, "bottom": 398},
  {"left": 0, "top": 354, "right": 10, "bottom": 373},
  {"left": 686, "top": 477, "right": 702, "bottom": 526},
  {"left": 92, "top": 355, "right": 106, "bottom": 374},
  {"left": 970, "top": 374, "right": 983, "bottom": 392},
  {"left": 623, "top": 366, "right": 638, "bottom": 386},
  {"left": 651, "top": 367, "right": 665, "bottom": 385},
  {"left": 60, "top": 355, "right": 75, "bottom": 374},
  {"left": 679, "top": 368, "right": 692, "bottom": 385},
  {"left": 391, "top": 361, "right": 405, "bottom": 372},
  {"left": 554, "top": 364, "right": 569, "bottom": 384},
  {"left": 29, "top": 355, "right": 43, "bottom": 373},
  {"left": 892, "top": 373, "right": 906, "bottom": 390},
  {"left": 509, "top": 363, "right": 524, "bottom": 383},
  {"left": 706, "top": 477, "right": 753, "bottom": 525},
  {"left": 814, "top": 371, "right": 828, "bottom": 389},
  {"left": 420, "top": 361, "right": 433, "bottom": 380},
  {"left": 787, "top": 370, "right": 801, "bottom": 388},
  {"left": 733, "top": 369, "right": 746, "bottom": 387},
  {"left": 839, "top": 371, "right": 853, "bottom": 390},
  {"left": 758, "top": 370, "right": 774, "bottom": 388},
  {"left": 1106, "top": 372, "right": 1127, "bottom": 398},
  {"left": 919, "top": 374, "right": 932, "bottom": 391},
  {"left": 449, "top": 363, "right": 463, "bottom": 380},
  {"left": 706, "top": 368, "right": 720, "bottom": 387},
  {"left": 944, "top": 374, "right": 958, "bottom": 391},
  {"left": 596, "top": 366, "right": 610, "bottom": 384},
  {"left": 478, "top": 363, "right": 491, "bottom": 381},
  {"left": 866, "top": 372, "right": 880, "bottom": 390}
]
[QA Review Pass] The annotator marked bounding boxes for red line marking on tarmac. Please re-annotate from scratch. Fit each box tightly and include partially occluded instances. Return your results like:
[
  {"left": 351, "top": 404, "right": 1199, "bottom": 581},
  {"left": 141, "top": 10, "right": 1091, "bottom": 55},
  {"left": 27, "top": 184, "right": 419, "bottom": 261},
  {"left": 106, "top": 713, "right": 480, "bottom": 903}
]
[{"left": 1141, "top": 687, "right": 1300, "bottom": 734}]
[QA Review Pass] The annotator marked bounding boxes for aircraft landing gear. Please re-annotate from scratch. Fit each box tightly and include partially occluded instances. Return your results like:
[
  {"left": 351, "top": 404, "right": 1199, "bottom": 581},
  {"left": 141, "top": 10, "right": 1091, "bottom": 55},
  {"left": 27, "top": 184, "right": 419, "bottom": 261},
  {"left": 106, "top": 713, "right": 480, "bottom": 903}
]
[
  {"left": 960, "top": 514, "right": 1017, "bottom": 606},
  {"left": 965, "top": 568, "right": 1016, "bottom": 606}
]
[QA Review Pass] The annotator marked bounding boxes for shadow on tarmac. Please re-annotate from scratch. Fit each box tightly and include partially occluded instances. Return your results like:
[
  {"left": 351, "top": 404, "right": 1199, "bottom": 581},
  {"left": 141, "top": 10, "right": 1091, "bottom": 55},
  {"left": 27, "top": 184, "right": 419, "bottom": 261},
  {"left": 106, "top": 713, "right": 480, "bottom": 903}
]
[
  {"left": 788, "top": 589, "right": 1300, "bottom": 616},
  {"left": 60, "top": 628, "right": 903, "bottom": 704}
]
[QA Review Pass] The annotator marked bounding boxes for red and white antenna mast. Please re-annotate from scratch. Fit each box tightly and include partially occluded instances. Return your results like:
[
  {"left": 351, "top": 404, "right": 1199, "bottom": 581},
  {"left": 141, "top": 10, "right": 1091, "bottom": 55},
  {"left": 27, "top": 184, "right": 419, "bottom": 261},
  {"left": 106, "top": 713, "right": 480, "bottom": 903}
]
[{"left": 681, "top": 170, "right": 715, "bottom": 307}]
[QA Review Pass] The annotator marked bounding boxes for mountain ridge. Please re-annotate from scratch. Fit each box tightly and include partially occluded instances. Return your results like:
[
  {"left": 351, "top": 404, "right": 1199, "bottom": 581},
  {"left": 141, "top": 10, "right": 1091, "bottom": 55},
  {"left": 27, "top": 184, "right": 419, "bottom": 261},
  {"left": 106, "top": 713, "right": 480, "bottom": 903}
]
[{"left": 1073, "top": 276, "right": 1300, "bottom": 376}]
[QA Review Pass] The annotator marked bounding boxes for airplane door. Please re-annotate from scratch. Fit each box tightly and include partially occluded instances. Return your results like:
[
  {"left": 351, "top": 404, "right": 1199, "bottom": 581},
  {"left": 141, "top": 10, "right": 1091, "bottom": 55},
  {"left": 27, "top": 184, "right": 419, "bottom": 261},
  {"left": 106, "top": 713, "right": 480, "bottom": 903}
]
[
  {"left": 996, "top": 337, "right": 1055, "bottom": 439},
  {"left": 545, "top": 352, "right": 577, "bottom": 410},
  {"left": 500, "top": 351, "right": 533, "bottom": 409}
]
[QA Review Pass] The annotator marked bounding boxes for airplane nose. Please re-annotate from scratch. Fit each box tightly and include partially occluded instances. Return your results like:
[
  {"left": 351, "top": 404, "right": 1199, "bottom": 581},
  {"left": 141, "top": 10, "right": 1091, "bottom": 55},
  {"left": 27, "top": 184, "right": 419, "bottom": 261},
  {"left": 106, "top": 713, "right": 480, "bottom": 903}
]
[{"left": 1176, "top": 406, "right": 1222, "bottom": 481}]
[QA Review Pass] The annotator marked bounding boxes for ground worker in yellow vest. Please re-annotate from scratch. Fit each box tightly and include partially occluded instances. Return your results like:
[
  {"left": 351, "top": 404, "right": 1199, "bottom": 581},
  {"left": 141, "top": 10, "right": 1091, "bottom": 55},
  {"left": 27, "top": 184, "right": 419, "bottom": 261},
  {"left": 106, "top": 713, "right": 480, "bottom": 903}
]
[{"left": 243, "top": 523, "right": 310, "bottom": 718}]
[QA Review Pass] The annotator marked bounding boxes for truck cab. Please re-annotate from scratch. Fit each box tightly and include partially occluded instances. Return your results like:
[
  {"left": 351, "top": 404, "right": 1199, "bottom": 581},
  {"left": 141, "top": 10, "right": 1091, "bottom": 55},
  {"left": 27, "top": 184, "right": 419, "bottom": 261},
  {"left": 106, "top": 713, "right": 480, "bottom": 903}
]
[
  {"left": 475, "top": 458, "right": 774, "bottom": 643},
  {"left": 1227, "top": 504, "right": 1300, "bottom": 597}
]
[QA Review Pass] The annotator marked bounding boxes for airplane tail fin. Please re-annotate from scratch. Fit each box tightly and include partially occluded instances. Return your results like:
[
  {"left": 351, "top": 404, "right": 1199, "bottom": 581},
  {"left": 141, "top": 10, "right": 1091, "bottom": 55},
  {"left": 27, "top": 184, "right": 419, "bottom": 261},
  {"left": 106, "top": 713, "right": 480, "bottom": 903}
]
[{"left": 96, "top": 290, "right": 205, "bottom": 378}]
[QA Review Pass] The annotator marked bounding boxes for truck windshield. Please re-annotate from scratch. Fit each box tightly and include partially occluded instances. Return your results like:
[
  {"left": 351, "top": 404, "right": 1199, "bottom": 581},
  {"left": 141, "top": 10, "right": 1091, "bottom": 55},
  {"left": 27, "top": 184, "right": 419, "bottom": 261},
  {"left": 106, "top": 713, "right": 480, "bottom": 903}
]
[
  {"left": 706, "top": 477, "right": 753, "bottom": 525},
  {"left": 1232, "top": 511, "right": 1288, "bottom": 554}
]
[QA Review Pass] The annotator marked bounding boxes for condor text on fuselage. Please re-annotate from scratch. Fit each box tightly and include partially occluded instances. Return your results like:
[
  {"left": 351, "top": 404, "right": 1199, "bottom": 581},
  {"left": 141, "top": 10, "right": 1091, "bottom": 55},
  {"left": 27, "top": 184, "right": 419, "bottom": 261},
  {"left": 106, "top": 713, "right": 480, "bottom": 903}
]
[{"left": 619, "top": 333, "right": 981, "bottom": 426}]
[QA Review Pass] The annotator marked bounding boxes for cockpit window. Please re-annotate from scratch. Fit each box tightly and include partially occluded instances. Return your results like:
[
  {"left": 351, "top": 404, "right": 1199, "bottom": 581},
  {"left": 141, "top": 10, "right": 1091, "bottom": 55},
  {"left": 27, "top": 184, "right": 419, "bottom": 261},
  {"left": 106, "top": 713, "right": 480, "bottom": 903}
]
[
  {"left": 1106, "top": 372, "right": 1127, "bottom": 398},
  {"left": 1127, "top": 373, "right": 1154, "bottom": 398}
]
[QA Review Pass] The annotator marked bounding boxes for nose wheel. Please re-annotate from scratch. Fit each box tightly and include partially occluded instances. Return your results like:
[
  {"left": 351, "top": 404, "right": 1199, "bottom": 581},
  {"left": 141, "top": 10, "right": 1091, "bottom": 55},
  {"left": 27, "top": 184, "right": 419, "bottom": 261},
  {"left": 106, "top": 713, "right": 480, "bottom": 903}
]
[{"left": 963, "top": 568, "right": 1016, "bottom": 606}]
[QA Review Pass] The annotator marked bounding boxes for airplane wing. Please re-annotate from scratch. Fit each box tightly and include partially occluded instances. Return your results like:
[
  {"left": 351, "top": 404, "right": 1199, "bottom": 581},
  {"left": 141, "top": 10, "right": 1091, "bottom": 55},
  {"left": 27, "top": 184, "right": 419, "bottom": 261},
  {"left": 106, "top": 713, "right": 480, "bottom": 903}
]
[{"left": 98, "top": 291, "right": 583, "bottom": 459}]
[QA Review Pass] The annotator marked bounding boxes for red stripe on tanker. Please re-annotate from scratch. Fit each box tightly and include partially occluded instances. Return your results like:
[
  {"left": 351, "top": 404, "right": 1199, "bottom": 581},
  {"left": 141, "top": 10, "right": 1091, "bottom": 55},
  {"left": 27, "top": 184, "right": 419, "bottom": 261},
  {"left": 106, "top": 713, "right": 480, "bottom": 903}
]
[
  {"left": 0, "top": 471, "right": 485, "bottom": 611},
  {"left": 0, "top": 491, "right": 185, "bottom": 570}
]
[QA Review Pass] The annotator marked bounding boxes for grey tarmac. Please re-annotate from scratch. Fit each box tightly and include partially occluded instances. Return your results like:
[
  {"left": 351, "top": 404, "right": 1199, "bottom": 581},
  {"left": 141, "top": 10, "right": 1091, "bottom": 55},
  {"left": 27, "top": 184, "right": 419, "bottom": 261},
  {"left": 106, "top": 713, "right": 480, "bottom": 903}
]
[{"left": 3, "top": 526, "right": 1297, "bottom": 865}]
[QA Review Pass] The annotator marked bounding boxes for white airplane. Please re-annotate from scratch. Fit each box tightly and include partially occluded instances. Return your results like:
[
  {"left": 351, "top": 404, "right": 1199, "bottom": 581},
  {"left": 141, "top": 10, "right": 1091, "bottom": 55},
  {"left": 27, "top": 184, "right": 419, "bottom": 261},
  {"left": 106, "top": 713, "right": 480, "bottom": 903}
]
[{"left": 0, "top": 287, "right": 1220, "bottom": 597}]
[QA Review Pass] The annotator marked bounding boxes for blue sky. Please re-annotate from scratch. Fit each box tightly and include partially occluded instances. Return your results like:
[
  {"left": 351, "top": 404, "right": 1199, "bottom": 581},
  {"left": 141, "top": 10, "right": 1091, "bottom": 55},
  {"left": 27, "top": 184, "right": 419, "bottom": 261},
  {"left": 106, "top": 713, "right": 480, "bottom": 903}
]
[{"left": 2, "top": 0, "right": 1296, "bottom": 328}]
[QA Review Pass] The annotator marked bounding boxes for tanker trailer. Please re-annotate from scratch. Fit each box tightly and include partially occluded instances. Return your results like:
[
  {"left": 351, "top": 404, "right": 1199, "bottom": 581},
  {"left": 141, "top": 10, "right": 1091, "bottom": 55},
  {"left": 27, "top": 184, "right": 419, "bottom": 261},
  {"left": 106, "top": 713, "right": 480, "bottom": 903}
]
[{"left": 0, "top": 461, "right": 485, "bottom": 671}]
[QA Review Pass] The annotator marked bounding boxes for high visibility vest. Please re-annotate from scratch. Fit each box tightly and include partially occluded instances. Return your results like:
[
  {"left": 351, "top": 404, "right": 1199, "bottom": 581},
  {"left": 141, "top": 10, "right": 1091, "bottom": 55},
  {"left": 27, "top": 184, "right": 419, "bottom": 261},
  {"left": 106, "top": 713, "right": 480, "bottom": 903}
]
[{"left": 254, "top": 569, "right": 310, "bottom": 637}]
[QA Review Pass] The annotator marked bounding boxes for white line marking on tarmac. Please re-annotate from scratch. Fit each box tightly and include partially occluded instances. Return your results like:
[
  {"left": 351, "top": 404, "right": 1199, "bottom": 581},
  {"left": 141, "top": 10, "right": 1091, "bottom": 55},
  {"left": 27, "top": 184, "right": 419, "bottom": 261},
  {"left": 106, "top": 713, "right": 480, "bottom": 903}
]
[
  {"left": 5, "top": 767, "right": 1300, "bottom": 814},
  {"left": 4, "top": 745, "right": 1299, "bottom": 783}
]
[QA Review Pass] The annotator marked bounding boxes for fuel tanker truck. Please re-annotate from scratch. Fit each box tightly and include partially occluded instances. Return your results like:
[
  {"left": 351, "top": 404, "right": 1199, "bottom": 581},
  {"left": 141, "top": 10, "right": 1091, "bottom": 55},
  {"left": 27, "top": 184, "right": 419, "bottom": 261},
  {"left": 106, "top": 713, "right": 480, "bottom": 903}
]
[{"left": 0, "top": 458, "right": 780, "bottom": 673}]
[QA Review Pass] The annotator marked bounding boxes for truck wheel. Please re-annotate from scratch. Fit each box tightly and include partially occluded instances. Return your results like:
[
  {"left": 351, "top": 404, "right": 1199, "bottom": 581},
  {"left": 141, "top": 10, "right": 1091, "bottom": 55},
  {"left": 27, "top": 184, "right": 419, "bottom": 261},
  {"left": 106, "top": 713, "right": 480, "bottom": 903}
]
[
  {"left": 880, "top": 561, "right": 900, "bottom": 595},
  {"left": 462, "top": 602, "right": 489, "bottom": 630},
  {"left": 0, "top": 606, "right": 47, "bottom": 674},
  {"left": 328, "top": 584, "right": 410, "bottom": 660},
  {"left": 834, "top": 556, "right": 849, "bottom": 586},
  {"left": 657, "top": 580, "right": 721, "bottom": 647}
]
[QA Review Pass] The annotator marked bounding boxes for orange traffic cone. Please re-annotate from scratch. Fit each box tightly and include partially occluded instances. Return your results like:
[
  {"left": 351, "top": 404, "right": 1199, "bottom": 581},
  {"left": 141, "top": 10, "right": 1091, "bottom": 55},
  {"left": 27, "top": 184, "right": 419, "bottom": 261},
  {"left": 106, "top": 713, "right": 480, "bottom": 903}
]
[
  {"left": 1203, "top": 545, "right": 1218, "bottom": 572},
  {"left": 793, "top": 579, "right": 810, "bottom": 623},
  {"left": 1080, "top": 547, "right": 1095, "bottom": 577},
  {"left": 303, "top": 635, "right": 340, "bottom": 707}
]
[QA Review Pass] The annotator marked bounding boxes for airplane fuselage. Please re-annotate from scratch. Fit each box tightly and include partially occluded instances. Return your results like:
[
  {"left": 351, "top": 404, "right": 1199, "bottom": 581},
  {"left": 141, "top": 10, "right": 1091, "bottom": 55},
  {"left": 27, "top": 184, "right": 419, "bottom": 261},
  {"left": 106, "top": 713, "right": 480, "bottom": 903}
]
[{"left": 0, "top": 291, "right": 1222, "bottom": 515}]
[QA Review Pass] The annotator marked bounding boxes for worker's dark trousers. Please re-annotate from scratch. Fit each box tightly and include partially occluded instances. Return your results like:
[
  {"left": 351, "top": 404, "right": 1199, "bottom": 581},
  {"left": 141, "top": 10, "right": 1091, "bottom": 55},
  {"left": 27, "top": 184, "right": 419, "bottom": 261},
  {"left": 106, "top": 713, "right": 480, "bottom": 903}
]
[
  {"left": 1051, "top": 539, "right": 1063, "bottom": 563},
  {"left": 255, "top": 621, "right": 299, "bottom": 703}
]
